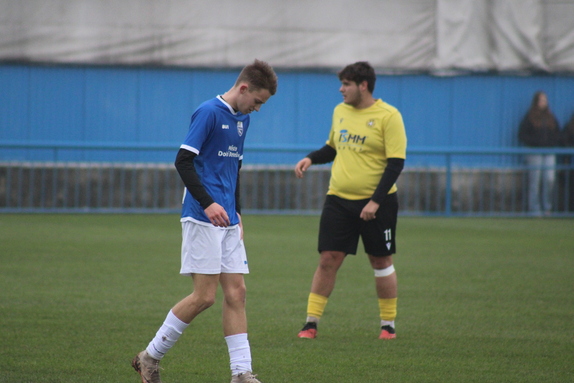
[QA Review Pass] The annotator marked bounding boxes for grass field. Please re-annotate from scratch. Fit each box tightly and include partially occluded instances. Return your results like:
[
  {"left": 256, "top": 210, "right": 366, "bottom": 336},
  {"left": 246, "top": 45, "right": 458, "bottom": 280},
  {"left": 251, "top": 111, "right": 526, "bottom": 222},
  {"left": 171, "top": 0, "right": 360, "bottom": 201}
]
[{"left": 1, "top": 214, "right": 573, "bottom": 383}]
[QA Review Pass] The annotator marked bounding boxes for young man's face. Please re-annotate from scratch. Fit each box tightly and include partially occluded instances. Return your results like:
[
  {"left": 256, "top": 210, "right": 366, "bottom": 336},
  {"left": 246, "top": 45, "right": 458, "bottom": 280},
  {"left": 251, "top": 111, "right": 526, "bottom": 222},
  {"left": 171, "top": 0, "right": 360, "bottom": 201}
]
[
  {"left": 339, "top": 79, "right": 362, "bottom": 107},
  {"left": 237, "top": 85, "right": 271, "bottom": 115}
]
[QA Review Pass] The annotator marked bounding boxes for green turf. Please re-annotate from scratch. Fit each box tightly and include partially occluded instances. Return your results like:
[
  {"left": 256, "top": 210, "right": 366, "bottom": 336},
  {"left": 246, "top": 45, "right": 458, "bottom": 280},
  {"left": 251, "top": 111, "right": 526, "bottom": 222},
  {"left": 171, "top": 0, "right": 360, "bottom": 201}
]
[{"left": 1, "top": 214, "right": 573, "bottom": 382}]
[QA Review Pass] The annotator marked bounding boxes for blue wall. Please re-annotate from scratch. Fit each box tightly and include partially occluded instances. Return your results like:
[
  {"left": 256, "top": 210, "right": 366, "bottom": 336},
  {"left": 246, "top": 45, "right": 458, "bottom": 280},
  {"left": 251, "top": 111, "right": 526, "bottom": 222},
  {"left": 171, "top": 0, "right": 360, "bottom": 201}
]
[{"left": 1, "top": 64, "right": 574, "bottom": 165}]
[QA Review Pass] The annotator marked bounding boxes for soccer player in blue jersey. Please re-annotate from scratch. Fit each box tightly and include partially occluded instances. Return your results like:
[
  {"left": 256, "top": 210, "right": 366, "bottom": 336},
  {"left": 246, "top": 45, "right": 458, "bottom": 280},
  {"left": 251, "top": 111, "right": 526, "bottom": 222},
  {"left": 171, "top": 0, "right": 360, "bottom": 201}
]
[{"left": 132, "top": 59, "right": 277, "bottom": 383}]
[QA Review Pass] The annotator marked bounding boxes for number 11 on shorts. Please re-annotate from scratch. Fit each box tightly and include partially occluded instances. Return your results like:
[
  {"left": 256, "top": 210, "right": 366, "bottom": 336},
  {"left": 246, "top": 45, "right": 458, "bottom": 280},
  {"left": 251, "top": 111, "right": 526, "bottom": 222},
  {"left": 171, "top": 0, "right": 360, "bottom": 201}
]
[{"left": 384, "top": 229, "right": 392, "bottom": 241}]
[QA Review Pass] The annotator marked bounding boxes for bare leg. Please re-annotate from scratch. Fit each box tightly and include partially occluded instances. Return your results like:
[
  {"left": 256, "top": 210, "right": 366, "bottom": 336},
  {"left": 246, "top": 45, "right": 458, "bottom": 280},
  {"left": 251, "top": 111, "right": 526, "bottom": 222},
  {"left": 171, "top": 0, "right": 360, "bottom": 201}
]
[
  {"left": 369, "top": 255, "right": 397, "bottom": 299},
  {"left": 172, "top": 273, "right": 220, "bottom": 324},
  {"left": 220, "top": 273, "right": 248, "bottom": 336},
  {"left": 220, "top": 273, "right": 254, "bottom": 377},
  {"left": 310, "top": 250, "right": 346, "bottom": 297}
]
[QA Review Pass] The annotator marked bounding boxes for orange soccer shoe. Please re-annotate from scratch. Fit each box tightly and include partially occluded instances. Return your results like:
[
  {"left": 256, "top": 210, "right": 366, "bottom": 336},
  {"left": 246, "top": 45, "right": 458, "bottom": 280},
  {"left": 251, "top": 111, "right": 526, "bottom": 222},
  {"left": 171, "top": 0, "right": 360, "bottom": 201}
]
[
  {"left": 297, "top": 322, "right": 318, "bottom": 339},
  {"left": 379, "top": 325, "right": 396, "bottom": 340}
]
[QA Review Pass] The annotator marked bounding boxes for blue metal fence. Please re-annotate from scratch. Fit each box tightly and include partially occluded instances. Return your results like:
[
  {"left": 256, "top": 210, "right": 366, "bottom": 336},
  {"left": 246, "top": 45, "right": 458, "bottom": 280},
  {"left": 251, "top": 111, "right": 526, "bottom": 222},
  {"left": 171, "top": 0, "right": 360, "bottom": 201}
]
[
  {"left": 1, "top": 142, "right": 573, "bottom": 216},
  {"left": 3, "top": 64, "right": 574, "bottom": 165}
]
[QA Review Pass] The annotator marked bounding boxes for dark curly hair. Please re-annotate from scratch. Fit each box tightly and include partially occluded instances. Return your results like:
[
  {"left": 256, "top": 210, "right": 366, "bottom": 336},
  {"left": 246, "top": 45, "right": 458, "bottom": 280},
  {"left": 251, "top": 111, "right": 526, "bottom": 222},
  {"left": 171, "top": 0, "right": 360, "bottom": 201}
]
[{"left": 338, "top": 61, "right": 376, "bottom": 93}]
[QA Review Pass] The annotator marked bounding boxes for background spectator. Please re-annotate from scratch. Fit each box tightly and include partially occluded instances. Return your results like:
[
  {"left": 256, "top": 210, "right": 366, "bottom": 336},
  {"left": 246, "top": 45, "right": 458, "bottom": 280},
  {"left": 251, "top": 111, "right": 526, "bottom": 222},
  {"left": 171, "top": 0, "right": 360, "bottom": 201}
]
[{"left": 518, "top": 91, "right": 562, "bottom": 215}]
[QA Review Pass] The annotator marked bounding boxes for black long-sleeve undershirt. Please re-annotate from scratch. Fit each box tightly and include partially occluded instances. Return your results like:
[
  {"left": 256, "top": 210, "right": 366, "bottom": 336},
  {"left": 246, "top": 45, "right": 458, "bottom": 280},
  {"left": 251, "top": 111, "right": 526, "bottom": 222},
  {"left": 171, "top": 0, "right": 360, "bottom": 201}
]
[
  {"left": 174, "top": 148, "right": 242, "bottom": 214},
  {"left": 307, "top": 144, "right": 337, "bottom": 164},
  {"left": 371, "top": 158, "right": 404, "bottom": 204}
]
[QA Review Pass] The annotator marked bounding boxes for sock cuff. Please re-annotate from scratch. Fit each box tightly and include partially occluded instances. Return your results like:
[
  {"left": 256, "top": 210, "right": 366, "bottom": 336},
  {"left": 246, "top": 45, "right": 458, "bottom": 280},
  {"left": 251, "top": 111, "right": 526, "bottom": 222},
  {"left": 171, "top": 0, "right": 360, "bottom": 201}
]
[
  {"left": 225, "top": 333, "right": 248, "bottom": 344},
  {"left": 166, "top": 310, "right": 189, "bottom": 333},
  {"left": 225, "top": 333, "right": 250, "bottom": 353},
  {"left": 309, "top": 292, "right": 328, "bottom": 303},
  {"left": 378, "top": 297, "right": 398, "bottom": 304}
]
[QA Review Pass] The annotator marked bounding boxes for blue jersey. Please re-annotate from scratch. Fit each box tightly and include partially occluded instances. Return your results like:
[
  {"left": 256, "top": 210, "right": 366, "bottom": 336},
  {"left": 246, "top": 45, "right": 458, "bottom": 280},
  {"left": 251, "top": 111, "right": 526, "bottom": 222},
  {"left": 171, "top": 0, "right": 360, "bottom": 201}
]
[{"left": 180, "top": 96, "right": 249, "bottom": 225}]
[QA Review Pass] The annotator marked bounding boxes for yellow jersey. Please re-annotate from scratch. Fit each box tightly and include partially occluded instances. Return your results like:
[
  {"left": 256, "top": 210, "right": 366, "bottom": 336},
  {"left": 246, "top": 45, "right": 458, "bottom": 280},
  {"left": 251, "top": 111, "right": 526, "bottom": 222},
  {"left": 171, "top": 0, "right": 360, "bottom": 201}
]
[{"left": 326, "top": 99, "right": 407, "bottom": 200}]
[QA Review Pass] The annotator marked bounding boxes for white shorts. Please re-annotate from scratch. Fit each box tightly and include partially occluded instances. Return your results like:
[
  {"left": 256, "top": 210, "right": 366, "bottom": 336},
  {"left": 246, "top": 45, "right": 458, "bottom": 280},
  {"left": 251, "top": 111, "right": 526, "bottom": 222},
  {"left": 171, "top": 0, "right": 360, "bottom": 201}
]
[{"left": 180, "top": 220, "right": 249, "bottom": 275}]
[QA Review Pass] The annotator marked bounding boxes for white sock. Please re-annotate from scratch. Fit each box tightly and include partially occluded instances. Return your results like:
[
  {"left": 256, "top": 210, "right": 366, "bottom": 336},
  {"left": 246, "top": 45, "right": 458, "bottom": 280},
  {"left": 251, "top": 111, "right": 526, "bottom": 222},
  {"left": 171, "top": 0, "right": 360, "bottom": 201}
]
[
  {"left": 225, "top": 333, "right": 252, "bottom": 376},
  {"left": 381, "top": 320, "right": 395, "bottom": 328},
  {"left": 146, "top": 310, "right": 189, "bottom": 360}
]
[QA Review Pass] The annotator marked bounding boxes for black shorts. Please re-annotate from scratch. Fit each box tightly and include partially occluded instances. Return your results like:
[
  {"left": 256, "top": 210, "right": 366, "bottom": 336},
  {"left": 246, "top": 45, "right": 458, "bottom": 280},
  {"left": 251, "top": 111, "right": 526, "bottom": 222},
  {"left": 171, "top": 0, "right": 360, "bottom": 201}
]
[{"left": 318, "top": 193, "right": 398, "bottom": 256}]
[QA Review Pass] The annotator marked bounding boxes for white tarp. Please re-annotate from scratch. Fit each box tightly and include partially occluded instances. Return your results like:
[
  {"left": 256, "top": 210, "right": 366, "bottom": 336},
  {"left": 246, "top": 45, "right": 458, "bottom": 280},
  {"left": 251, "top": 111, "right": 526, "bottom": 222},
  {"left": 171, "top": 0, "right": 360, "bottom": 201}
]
[
  {"left": 0, "top": 0, "right": 573, "bottom": 72},
  {"left": 435, "top": 0, "right": 553, "bottom": 72}
]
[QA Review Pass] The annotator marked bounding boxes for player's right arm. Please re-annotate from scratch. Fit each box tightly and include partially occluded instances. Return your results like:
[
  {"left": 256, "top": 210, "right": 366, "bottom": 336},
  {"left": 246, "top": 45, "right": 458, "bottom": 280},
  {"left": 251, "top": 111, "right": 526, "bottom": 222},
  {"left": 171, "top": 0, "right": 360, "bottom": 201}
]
[{"left": 294, "top": 144, "right": 336, "bottom": 178}]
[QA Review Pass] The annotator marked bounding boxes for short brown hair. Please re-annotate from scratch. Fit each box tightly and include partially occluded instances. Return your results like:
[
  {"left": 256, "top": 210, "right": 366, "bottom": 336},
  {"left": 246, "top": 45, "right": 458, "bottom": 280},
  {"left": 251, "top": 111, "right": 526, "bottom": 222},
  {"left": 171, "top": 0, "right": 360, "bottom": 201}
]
[{"left": 236, "top": 59, "right": 278, "bottom": 95}]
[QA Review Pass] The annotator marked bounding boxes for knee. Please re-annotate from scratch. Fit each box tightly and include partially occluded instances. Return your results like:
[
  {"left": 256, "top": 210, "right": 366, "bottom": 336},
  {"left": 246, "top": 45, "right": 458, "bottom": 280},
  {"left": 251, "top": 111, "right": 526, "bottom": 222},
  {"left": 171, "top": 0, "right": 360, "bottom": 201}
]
[
  {"left": 370, "top": 255, "right": 393, "bottom": 269},
  {"left": 193, "top": 293, "right": 217, "bottom": 311},
  {"left": 318, "top": 251, "right": 345, "bottom": 271},
  {"left": 224, "top": 283, "right": 247, "bottom": 306}
]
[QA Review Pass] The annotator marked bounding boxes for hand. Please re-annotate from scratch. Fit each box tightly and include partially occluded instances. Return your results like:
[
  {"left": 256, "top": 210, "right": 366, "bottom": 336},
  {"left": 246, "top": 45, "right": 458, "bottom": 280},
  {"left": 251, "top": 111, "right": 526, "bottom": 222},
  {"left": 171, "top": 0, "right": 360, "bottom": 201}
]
[
  {"left": 360, "top": 200, "right": 380, "bottom": 221},
  {"left": 204, "top": 203, "right": 230, "bottom": 227},
  {"left": 294, "top": 157, "right": 312, "bottom": 178}
]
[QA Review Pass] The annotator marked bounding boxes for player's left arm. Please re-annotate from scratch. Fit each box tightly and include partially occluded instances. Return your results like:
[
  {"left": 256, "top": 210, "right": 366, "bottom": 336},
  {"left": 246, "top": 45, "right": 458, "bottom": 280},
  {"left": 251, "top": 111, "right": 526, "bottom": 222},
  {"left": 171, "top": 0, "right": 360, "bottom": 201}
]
[
  {"left": 360, "top": 158, "right": 404, "bottom": 221},
  {"left": 360, "top": 111, "right": 406, "bottom": 221},
  {"left": 370, "top": 158, "right": 405, "bottom": 204}
]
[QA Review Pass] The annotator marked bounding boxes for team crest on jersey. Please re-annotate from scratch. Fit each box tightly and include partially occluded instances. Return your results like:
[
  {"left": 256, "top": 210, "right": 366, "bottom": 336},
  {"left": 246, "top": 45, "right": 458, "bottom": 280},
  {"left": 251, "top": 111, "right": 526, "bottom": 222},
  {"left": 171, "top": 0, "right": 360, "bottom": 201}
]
[
  {"left": 367, "top": 119, "right": 375, "bottom": 128},
  {"left": 237, "top": 121, "right": 243, "bottom": 136}
]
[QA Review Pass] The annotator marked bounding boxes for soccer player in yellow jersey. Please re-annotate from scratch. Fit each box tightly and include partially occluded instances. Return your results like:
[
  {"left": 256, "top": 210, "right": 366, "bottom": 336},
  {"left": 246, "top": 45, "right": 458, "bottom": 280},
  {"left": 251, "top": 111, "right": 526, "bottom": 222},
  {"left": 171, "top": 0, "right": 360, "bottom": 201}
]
[{"left": 294, "top": 61, "right": 407, "bottom": 340}]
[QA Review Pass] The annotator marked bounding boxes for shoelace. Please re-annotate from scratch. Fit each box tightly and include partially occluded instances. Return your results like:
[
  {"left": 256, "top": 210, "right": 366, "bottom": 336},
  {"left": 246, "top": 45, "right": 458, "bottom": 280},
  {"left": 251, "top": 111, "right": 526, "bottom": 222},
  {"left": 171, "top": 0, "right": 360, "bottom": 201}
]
[{"left": 143, "top": 359, "right": 163, "bottom": 382}]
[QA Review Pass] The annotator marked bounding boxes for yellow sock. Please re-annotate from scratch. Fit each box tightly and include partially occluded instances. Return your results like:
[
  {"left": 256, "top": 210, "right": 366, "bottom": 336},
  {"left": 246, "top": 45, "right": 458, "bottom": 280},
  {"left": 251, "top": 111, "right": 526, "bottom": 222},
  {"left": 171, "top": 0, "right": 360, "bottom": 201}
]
[
  {"left": 378, "top": 298, "right": 397, "bottom": 321},
  {"left": 307, "top": 292, "right": 328, "bottom": 320}
]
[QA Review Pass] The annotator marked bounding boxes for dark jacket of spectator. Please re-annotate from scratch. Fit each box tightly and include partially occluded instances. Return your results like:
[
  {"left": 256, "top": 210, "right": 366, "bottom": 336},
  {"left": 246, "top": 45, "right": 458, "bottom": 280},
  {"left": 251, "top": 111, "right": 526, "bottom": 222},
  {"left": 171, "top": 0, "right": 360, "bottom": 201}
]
[{"left": 518, "top": 91, "right": 561, "bottom": 147}]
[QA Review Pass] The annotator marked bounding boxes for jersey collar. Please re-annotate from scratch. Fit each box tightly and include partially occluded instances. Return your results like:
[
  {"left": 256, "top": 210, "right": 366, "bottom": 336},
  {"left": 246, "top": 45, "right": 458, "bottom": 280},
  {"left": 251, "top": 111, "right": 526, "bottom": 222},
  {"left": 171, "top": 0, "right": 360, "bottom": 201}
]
[{"left": 217, "top": 95, "right": 239, "bottom": 115}]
